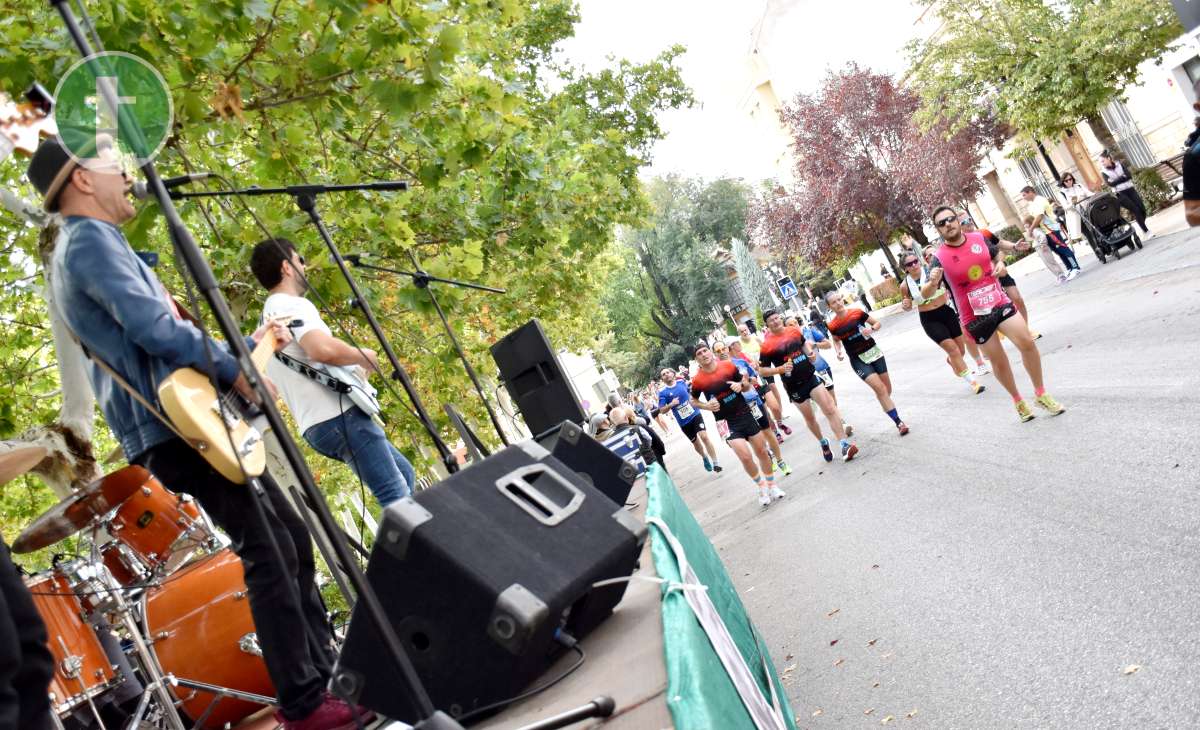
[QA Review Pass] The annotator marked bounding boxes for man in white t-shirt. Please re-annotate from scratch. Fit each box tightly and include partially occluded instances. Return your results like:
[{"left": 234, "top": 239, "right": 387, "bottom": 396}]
[{"left": 251, "top": 238, "right": 415, "bottom": 506}]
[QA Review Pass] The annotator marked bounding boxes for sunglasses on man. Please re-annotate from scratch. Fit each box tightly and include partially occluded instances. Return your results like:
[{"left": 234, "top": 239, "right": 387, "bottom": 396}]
[{"left": 934, "top": 216, "right": 957, "bottom": 228}]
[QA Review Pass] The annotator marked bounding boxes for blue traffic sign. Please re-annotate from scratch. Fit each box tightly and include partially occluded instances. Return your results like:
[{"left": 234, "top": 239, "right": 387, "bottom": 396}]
[{"left": 777, "top": 276, "right": 798, "bottom": 300}]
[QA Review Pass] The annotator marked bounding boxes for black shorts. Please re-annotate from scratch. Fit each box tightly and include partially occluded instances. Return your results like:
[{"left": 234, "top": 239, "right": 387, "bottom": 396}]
[
  {"left": 725, "top": 410, "right": 762, "bottom": 441},
  {"left": 998, "top": 273, "right": 1017, "bottom": 289},
  {"left": 755, "top": 384, "right": 770, "bottom": 401},
  {"left": 784, "top": 373, "right": 824, "bottom": 404},
  {"left": 965, "top": 304, "right": 1017, "bottom": 344},
  {"left": 849, "top": 351, "right": 888, "bottom": 380},
  {"left": 919, "top": 304, "right": 963, "bottom": 344},
  {"left": 680, "top": 416, "right": 706, "bottom": 442}
]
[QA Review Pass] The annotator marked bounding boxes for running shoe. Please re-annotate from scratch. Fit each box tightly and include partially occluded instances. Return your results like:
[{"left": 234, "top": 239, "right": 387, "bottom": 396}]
[
  {"left": 820, "top": 439, "right": 833, "bottom": 462},
  {"left": 897, "top": 422, "right": 910, "bottom": 436},
  {"left": 779, "top": 423, "right": 793, "bottom": 435},
  {"left": 1015, "top": 400, "right": 1035, "bottom": 422},
  {"left": 712, "top": 463, "right": 723, "bottom": 473},
  {"left": 769, "top": 485, "right": 787, "bottom": 501},
  {"left": 1034, "top": 393, "right": 1066, "bottom": 416},
  {"left": 971, "top": 382, "right": 986, "bottom": 395},
  {"left": 775, "top": 459, "right": 792, "bottom": 476},
  {"left": 1066, "top": 268, "right": 1080, "bottom": 281},
  {"left": 702, "top": 456, "right": 713, "bottom": 472},
  {"left": 841, "top": 442, "right": 859, "bottom": 462},
  {"left": 758, "top": 491, "right": 772, "bottom": 508},
  {"left": 975, "top": 361, "right": 991, "bottom": 376},
  {"left": 1056, "top": 275, "right": 1067, "bottom": 285},
  {"left": 844, "top": 422, "right": 854, "bottom": 437}
]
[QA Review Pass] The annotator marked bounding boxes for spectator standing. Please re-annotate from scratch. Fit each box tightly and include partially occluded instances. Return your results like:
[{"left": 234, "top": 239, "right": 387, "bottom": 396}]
[
  {"left": 1023, "top": 215, "right": 1067, "bottom": 284},
  {"left": 1057, "top": 173, "right": 1092, "bottom": 243},
  {"left": 1098, "top": 150, "right": 1153, "bottom": 239}
]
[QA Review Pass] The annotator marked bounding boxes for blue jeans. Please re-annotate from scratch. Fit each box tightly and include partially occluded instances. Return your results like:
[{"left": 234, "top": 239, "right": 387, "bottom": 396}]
[{"left": 304, "top": 407, "right": 416, "bottom": 507}]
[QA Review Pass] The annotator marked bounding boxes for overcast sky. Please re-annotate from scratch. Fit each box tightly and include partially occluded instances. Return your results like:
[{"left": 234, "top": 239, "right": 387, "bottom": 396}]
[{"left": 556, "top": 0, "right": 928, "bottom": 183}]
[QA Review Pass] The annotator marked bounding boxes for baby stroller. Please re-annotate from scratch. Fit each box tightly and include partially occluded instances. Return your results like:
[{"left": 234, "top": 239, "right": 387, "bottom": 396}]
[{"left": 1077, "top": 192, "right": 1142, "bottom": 264}]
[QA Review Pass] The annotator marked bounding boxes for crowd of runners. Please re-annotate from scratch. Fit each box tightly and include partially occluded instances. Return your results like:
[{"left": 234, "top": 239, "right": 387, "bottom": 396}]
[{"left": 617, "top": 203, "right": 1068, "bottom": 509}]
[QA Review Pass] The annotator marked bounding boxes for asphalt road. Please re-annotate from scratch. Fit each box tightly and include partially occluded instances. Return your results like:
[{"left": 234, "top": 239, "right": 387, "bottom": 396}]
[{"left": 659, "top": 207, "right": 1200, "bottom": 729}]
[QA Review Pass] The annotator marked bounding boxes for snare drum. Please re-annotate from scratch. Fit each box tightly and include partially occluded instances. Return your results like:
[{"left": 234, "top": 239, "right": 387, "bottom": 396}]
[
  {"left": 99, "top": 541, "right": 148, "bottom": 587},
  {"left": 107, "top": 473, "right": 209, "bottom": 574},
  {"left": 144, "top": 549, "right": 274, "bottom": 728},
  {"left": 25, "top": 568, "right": 122, "bottom": 716}
]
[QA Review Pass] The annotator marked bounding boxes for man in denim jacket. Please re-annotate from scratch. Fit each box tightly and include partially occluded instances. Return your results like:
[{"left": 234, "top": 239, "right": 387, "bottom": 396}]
[{"left": 27, "top": 136, "right": 362, "bottom": 729}]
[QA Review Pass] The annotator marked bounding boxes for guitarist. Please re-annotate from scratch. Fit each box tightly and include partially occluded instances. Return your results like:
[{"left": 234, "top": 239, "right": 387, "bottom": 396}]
[
  {"left": 27, "top": 137, "right": 361, "bottom": 729},
  {"left": 250, "top": 238, "right": 416, "bottom": 507}
]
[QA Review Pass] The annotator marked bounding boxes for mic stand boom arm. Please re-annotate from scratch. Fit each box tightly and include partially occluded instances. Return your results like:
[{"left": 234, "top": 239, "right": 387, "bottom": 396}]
[
  {"left": 46, "top": 3, "right": 457, "bottom": 726},
  {"left": 347, "top": 255, "right": 511, "bottom": 447}
]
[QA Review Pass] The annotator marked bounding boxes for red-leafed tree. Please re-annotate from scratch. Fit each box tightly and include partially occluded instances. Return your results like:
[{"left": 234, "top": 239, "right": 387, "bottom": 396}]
[{"left": 751, "top": 64, "right": 1001, "bottom": 277}]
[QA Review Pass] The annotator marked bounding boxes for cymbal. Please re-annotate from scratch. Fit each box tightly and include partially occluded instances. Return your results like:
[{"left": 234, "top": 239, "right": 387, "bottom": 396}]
[
  {"left": 12, "top": 465, "right": 151, "bottom": 553},
  {"left": 0, "top": 445, "right": 47, "bottom": 487}
]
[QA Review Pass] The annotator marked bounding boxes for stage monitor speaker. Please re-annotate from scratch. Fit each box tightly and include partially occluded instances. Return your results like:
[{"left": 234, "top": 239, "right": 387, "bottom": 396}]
[
  {"left": 333, "top": 440, "right": 646, "bottom": 723},
  {"left": 536, "top": 421, "right": 637, "bottom": 507},
  {"left": 490, "top": 319, "right": 586, "bottom": 435}
]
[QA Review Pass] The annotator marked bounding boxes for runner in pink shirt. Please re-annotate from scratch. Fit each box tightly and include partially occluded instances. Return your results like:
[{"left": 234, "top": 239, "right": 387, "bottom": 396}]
[{"left": 922, "top": 206, "right": 1066, "bottom": 422}]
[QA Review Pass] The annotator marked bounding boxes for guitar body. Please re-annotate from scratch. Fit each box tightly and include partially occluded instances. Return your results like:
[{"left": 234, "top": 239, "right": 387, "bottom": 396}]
[
  {"left": 318, "top": 363, "right": 382, "bottom": 418},
  {"left": 158, "top": 370, "right": 265, "bottom": 484}
]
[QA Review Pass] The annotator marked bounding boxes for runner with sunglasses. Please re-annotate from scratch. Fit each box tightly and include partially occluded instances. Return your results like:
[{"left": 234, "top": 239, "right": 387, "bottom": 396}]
[
  {"left": 923, "top": 244, "right": 991, "bottom": 376},
  {"left": 900, "top": 253, "right": 985, "bottom": 395},
  {"left": 959, "top": 214, "right": 1040, "bottom": 339},
  {"left": 925, "top": 206, "right": 1065, "bottom": 421},
  {"left": 825, "top": 292, "right": 910, "bottom": 436}
]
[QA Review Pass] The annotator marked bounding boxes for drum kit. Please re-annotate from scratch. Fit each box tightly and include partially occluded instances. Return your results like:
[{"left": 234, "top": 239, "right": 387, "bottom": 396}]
[{"left": 4, "top": 446, "right": 277, "bottom": 729}]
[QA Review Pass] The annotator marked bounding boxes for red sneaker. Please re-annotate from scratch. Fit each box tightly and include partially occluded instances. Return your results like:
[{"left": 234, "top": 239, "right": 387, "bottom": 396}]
[
  {"left": 275, "top": 696, "right": 371, "bottom": 730},
  {"left": 779, "top": 423, "right": 793, "bottom": 435},
  {"left": 897, "top": 422, "right": 909, "bottom": 436}
]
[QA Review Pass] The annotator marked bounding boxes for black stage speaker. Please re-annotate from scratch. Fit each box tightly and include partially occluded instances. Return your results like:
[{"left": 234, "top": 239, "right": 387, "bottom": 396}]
[
  {"left": 333, "top": 440, "right": 646, "bottom": 723},
  {"left": 536, "top": 421, "right": 637, "bottom": 507},
  {"left": 490, "top": 319, "right": 586, "bottom": 435}
]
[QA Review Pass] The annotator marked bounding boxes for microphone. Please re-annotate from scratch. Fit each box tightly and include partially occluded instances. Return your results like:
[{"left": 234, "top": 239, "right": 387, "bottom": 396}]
[{"left": 132, "top": 173, "right": 213, "bottom": 200}]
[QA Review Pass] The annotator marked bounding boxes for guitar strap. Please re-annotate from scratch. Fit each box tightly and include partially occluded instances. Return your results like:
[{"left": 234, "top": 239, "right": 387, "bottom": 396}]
[{"left": 273, "top": 350, "right": 352, "bottom": 395}]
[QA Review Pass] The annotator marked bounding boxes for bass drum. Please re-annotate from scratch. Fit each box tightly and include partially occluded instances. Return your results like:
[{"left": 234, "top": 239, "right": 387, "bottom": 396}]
[{"left": 143, "top": 549, "right": 275, "bottom": 728}]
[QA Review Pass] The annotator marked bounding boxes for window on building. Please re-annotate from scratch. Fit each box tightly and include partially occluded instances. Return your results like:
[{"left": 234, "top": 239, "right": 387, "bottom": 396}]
[{"left": 1183, "top": 55, "right": 1200, "bottom": 86}]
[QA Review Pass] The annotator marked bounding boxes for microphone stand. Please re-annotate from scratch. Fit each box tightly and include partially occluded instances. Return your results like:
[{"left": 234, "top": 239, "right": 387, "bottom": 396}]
[
  {"left": 347, "top": 253, "right": 511, "bottom": 447},
  {"left": 172, "top": 182, "right": 462, "bottom": 476},
  {"left": 48, "top": 4, "right": 460, "bottom": 728}
]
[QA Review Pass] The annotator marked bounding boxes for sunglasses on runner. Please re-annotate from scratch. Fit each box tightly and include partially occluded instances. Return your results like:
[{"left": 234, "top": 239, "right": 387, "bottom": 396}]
[
  {"left": 904, "top": 259, "right": 920, "bottom": 267},
  {"left": 934, "top": 216, "right": 957, "bottom": 228}
]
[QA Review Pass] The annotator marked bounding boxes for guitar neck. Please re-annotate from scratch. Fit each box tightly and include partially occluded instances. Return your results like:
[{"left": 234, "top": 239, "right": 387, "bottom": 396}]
[{"left": 250, "top": 331, "right": 278, "bottom": 375}]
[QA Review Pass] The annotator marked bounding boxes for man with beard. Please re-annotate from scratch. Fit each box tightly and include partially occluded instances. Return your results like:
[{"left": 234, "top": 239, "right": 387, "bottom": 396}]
[{"left": 252, "top": 238, "right": 416, "bottom": 508}]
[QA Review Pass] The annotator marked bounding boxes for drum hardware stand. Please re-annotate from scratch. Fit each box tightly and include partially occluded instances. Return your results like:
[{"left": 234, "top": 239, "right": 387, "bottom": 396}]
[
  {"left": 342, "top": 253, "right": 511, "bottom": 447},
  {"left": 58, "top": 634, "right": 109, "bottom": 730},
  {"left": 111, "top": 585, "right": 187, "bottom": 730},
  {"left": 174, "top": 679, "right": 277, "bottom": 729},
  {"left": 513, "top": 695, "right": 616, "bottom": 730},
  {"left": 50, "top": 3, "right": 463, "bottom": 727}
]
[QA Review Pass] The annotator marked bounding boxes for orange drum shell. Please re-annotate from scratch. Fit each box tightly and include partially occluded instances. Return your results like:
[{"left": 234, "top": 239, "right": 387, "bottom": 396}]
[
  {"left": 99, "top": 542, "right": 145, "bottom": 587},
  {"left": 144, "top": 549, "right": 274, "bottom": 728},
  {"left": 26, "top": 572, "right": 118, "bottom": 714},
  {"left": 108, "top": 475, "right": 190, "bottom": 569}
]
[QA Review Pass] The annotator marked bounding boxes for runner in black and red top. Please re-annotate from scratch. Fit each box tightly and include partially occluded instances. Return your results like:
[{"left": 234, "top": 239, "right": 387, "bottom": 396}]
[
  {"left": 825, "top": 291, "right": 910, "bottom": 436},
  {"left": 923, "top": 205, "right": 1065, "bottom": 422},
  {"left": 758, "top": 310, "right": 858, "bottom": 463},
  {"left": 689, "top": 341, "right": 781, "bottom": 508}
]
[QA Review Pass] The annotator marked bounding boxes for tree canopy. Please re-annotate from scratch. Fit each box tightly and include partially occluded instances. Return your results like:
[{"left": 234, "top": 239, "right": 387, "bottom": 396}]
[
  {"left": 751, "top": 64, "right": 1001, "bottom": 272},
  {"left": 906, "top": 0, "right": 1182, "bottom": 153},
  {"left": 0, "top": 0, "right": 691, "bottom": 544}
]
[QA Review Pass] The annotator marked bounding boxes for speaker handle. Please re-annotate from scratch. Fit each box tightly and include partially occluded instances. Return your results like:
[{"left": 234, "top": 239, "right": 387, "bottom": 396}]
[{"left": 495, "top": 465, "right": 584, "bottom": 527}]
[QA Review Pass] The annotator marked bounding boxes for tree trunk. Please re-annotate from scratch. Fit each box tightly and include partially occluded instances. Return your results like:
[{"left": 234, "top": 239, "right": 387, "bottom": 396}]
[
  {"left": 0, "top": 211, "right": 100, "bottom": 499},
  {"left": 1085, "top": 110, "right": 1130, "bottom": 172}
]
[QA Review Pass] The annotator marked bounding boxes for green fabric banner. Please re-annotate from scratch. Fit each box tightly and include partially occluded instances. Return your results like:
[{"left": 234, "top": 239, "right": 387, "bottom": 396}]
[{"left": 646, "top": 465, "right": 797, "bottom": 729}]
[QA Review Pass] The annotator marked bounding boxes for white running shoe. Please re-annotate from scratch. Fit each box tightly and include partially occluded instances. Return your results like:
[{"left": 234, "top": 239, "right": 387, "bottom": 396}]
[
  {"left": 1142, "top": 230, "right": 1155, "bottom": 241},
  {"left": 1056, "top": 274, "right": 1067, "bottom": 285},
  {"left": 1066, "top": 268, "right": 1080, "bottom": 281},
  {"left": 758, "top": 491, "right": 772, "bottom": 507},
  {"left": 975, "top": 361, "right": 991, "bottom": 376},
  {"left": 769, "top": 485, "right": 787, "bottom": 501}
]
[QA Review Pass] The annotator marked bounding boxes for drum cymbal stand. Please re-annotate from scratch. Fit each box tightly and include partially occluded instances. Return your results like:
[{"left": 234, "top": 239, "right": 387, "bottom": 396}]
[{"left": 109, "top": 583, "right": 186, "bottom": 730}]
